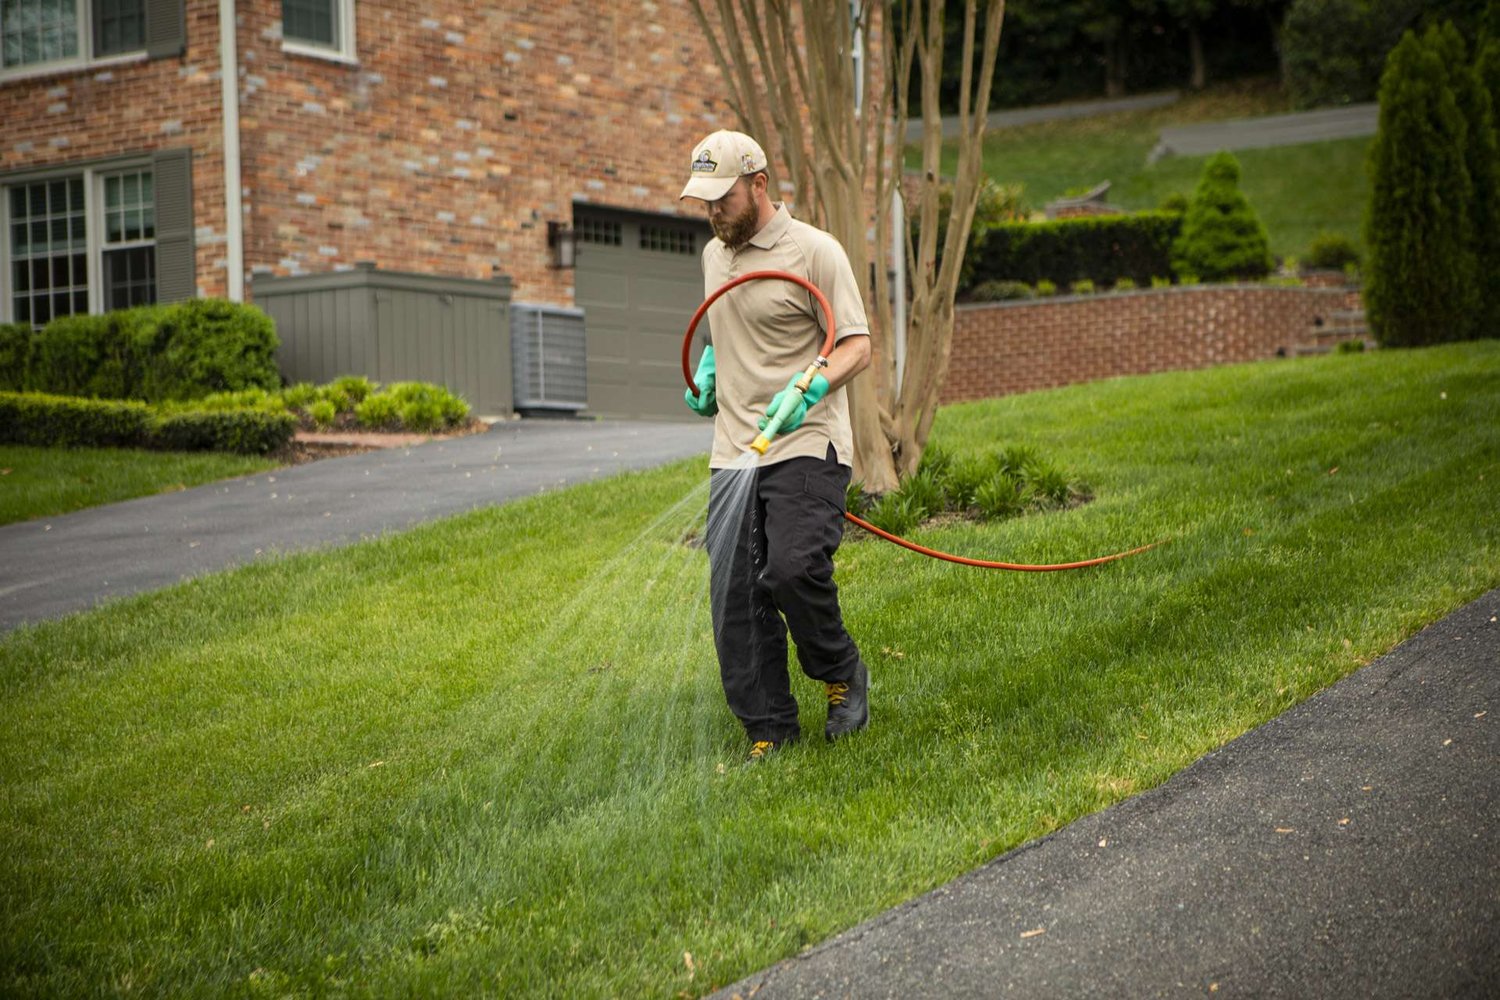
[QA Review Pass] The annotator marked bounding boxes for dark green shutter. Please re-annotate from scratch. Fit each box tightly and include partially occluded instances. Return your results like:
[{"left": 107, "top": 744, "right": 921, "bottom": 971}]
[
  {"left": 152, "top": 148, "right": 196, "bottom": 304},
  {"left": 144, "top": 0, "right": 185, "bottom": 58}
]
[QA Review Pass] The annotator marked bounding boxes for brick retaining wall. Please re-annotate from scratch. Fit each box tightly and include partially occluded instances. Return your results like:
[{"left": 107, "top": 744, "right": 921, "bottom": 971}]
[{"left": 942, "top": 284, "right": 1365, "bottom": 403}]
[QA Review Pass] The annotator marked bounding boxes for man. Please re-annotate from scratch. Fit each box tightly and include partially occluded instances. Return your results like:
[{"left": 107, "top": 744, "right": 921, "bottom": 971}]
[{"left": 679, "top": 129, "right": 872, "bottom": 762}]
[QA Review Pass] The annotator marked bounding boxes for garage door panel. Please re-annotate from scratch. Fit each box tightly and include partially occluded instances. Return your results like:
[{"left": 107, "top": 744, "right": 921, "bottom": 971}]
[{"left": 575, "top": 207, "right": 709, "bottom": 420}]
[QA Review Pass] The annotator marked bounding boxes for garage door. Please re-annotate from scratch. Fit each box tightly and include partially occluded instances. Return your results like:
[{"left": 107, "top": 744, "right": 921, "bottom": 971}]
[{"left": 573, "top": 206, "right": 711, "bottom": 420}]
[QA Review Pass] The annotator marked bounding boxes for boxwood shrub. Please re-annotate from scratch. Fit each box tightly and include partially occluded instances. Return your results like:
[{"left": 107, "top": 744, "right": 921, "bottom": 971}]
[
  {"left": 0, "top": 391, "right": 154, "bottom": 448},
  {"left": 964, "top": 211, "right": 1182, "bottom": 292},
  {"left": 153, "top": 409, "right": 296, "bottom": 454}
]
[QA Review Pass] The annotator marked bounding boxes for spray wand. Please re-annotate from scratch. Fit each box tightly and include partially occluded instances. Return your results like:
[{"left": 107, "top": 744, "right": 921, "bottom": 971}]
[{"left": 681, "top": 270, "right": 1166, "bottom": 572}]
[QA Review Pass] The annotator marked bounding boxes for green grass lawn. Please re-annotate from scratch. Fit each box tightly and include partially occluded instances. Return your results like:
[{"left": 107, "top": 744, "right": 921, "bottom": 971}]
[
  {"left": 3, "top": 342, "right": 1498, "bottom": 996},
  {"left": 918, "top": 79, "right": 1373, "bottom": 259},
  {"left": 0, "top": 446, "right": 280, "bottom": 526}
]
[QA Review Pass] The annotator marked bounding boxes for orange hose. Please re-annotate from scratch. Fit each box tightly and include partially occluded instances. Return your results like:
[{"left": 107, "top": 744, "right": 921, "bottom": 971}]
[{"left": 682, "top": 270, "right": 1165, "bottom": 571}]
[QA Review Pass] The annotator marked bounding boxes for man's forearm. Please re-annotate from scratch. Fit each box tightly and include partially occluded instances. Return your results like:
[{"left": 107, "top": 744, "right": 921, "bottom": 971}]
[{"left": 820, "top": 333, "right": 872, "bottom": 391}]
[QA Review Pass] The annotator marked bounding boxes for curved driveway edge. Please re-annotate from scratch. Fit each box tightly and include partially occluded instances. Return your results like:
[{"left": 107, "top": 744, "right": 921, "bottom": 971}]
[
  {"left": 713, "top": 588, "right": 1499, "bottom": 999},
  {"left": 0, "top": 420, "right": 710, "bottom": 634}
]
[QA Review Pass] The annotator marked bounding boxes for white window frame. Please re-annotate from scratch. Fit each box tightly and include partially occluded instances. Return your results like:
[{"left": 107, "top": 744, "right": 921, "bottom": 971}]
[
  {"left": 0, "top": 0, "right": 148, "bottom": 84},
  {"left": 0, "top": 157, "right": 155, "bottom": 325},
  {"left": 280, "top": 0, "right": 358, "bottom": 66}
]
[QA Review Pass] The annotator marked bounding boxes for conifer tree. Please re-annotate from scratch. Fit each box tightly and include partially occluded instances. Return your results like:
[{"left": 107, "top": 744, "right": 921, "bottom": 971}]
[
  {"left": 1364, "top": 27, "right": 1478, "bottom": 346},
  {"left": 1170, "top": 151, "right": 1273, "bottom": 282},
  {"left": 1466, "top": 37, "right": 1500, "bottom": 310}
]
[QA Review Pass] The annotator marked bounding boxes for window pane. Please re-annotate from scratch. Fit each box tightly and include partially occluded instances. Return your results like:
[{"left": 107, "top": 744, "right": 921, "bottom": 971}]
[
  {"left": 284, "top": 0, "right": 336, "bottom": 46},
  {"left": 8, "top": 176, "right": 90, "bottom": 327},
  {"left": 95, "top": 0, "right": 146, "bottom": 56},
  {"left": 69, "top": 176, "right": 84, "bottom": 211},
  {"left": 13, "top": 261, "right": 29, "bottom": 293},
  {"left": 1, "top": 0, "right": 79, "bottom": 67},
  {"left": 12, "top": 222, "right": 28, "bottom": 255},
  {"left": 105, "top": 175, "right": 121, "bottom": 210}
]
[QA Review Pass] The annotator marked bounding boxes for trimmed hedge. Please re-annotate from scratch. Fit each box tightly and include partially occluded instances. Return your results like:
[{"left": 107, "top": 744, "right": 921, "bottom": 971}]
[
  {"left": 3, "top": 298, "right": 280, "bottom": 403},
  {"left": 0, "top": 322, "right": 34, "bottom": 392},
  {"left": 962, "top": 212, "right": 1182, "bottom": 293},
  {"left": 0, "top": 392, "right": 154, "bottom": 448},
  {"left": 0, "top": 391, "right": 294, "bottom": 454}
]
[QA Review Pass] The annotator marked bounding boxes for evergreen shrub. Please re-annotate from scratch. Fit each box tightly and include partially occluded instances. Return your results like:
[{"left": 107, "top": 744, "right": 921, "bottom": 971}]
[
  {"left": 153, "top": 409, "right": 296, "bottom": 454},
  {"left": 1305, "top": 232, "right": 1361, "bottom": 271},
  {"left": 0, "top": 322, "right": 35, "bottom": 391},
  {"left": 0, "top": 391, "right": 154, "bottom": 447},
  {"left": 1365, "top": 26, "right": 1479, "bottom": 345},
  {"left": 964, "top": 212, "right": 1182, "bottom": 291},
  {"left": 1171, "top": 152, "right": 1273, "bottom": 281}
]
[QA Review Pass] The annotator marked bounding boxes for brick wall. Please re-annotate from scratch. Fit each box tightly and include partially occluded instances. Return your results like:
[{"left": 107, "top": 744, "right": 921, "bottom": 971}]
[
  {"left": 234, "top": 0, "right": 747, "bottom": 306},
  {"left": 1, "top": 4, "right": 231, "bottom": 297},
  {"left": 941, "top": 284, "right": 1365, "bottom": 403}
]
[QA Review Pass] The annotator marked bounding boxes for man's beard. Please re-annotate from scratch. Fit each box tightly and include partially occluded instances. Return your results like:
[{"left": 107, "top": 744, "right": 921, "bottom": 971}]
[{"left": 711, "top": 199, "right": 760, "bottom": 248}]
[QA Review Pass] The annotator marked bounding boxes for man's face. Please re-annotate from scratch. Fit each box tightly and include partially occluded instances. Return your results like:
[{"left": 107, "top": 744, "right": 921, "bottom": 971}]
[{"left": 706, "top": 176, "right": 760, "bottom": 249}]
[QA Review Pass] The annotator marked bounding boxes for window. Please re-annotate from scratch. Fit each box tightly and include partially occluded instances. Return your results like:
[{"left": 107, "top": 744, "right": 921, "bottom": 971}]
[
  {"left": 281, "top": 0, "right": 356, "bottom": 62},
  {"left": 640, "top": 225, "right": 696, "bottom": 255},
  {"left": 575, "top": 218, "right": 622, "bottom": 247},
  {"left": 0, "top": 0, "right": 146, "bottom": 73},
  {"left": 3, "top": 165, "right": 157, "bottom": 326}
]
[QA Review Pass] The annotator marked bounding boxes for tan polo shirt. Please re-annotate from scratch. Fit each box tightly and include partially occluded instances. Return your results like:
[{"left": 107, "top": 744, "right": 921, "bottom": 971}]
[{"left": 700, "top": 203, "right": 870, "bottom": 469}]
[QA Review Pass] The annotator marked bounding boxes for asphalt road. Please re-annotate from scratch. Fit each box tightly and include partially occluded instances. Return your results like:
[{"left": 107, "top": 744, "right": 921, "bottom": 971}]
[
  {"left": 0, "top": 419, "right": 711, "bottom": 633},
  {"left": 713, "top": 588, "right": 1499, "bottom": 999}
]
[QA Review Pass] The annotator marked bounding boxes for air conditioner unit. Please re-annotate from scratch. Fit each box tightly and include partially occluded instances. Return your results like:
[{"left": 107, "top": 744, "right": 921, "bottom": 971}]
[{"left": 511, "top": 303, "right": 587, "bottom": 414}]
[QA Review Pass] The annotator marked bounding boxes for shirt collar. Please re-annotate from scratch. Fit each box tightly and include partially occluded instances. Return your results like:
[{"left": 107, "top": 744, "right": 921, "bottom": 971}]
[{"left": 747, "top": 202, "right": 792, "bottom": 251}]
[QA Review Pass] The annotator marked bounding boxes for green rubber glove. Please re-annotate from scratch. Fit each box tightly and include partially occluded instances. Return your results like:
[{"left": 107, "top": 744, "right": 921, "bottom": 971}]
[
  {"left": 757, "top": 372, "right": 830, "bottom": 435},
  {"left": 684, "top": 345, "right": 718, "bottom": 417}
]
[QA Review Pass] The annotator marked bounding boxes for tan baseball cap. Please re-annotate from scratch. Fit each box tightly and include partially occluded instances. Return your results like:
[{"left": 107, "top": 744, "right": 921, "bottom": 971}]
[{"left": 679, "top": 130, "right": 768, "bottom": 202}]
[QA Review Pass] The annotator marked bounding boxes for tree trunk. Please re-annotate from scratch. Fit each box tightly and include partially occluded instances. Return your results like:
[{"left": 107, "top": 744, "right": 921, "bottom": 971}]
[{"left": 1188, "top": 24, "right": 1206, "bottom": 91}]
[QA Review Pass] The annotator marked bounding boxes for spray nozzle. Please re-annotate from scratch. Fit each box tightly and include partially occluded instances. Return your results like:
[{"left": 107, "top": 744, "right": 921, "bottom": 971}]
[{"left": 750, "top": 360, "right": 826, "bottom": 455}]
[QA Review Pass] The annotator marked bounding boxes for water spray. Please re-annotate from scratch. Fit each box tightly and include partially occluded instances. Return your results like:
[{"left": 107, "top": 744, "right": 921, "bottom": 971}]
[{"left": 682, "top": 270, "right": 1166, "bottom": 572}]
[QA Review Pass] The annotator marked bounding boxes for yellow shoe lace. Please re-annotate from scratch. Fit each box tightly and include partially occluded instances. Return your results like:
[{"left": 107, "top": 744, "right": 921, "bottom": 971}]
[
  {"left": 826, "top": 682, "right": 850, "bottom": 706},
  {"left": 749, "top": 740, "right": 775, "bottom": 759}
]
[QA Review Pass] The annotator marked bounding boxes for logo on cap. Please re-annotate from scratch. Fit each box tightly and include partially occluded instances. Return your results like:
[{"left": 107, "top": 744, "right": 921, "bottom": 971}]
[
  {"left": 691, "top": 149, "right": 719, "bottom": 173},
  {"left": 741, "top": 153, "right": 759, "bottom": 173}
]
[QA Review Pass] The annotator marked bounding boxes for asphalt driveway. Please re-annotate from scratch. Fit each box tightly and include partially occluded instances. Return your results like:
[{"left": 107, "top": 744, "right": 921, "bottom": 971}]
[{"left": 0, "top": 419, "right": 711, "bottom": 633}]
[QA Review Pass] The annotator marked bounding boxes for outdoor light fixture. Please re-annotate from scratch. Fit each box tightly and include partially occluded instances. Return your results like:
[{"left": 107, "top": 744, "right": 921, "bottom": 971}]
[{"left": 548, "top": 221, "right": 577, "bottom": 269}]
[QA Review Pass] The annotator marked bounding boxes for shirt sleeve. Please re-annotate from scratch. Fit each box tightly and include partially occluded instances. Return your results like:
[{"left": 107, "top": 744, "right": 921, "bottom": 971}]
[{"left": 806, "top": 231, "right": 871, "bottom": 342}]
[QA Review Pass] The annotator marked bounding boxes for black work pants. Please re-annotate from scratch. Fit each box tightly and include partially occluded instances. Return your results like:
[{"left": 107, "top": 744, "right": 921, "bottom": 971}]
[{"left": 706, "top": 446, "right": 865, "bottom": 742}]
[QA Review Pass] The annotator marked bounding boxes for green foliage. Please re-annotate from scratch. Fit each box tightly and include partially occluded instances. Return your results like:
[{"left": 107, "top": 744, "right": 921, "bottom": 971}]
[
  {"left": 0, "top": 391, "right": 154, "bottom": 448},
  {"left": 152, "top": 408, "right": 296, "bottom": 455},
  {"left": 1114, "top": 277, "right": 1137, "bottom": 291},
  {"left": 864, "top": 491, "right": 925, "bottom": 536},
  {"left": 1158, "top": 192, "right": 1189, "bottom": 214},
  {"left": 973, "top": 473, "right": 1026, "bottom": 520},
  {"left": 0, "top": 390, "right": 293, "bottom": 454},
  {"left": 1365, "top": 27, "right": 1480, "bottom": 345},
  {"left": 966, "top": 279, "right": 1035, "bottom": 302},
  {"left": 329, "top": 374, "right": 376, "bottom": 405},
  {"left": 966, "top": 211, "right": 1182, "bottom": 291},
  {"left": 1282, "top": 0, "right": 1426, "bottom": 108},
  {"left": 378, "top": 381, "right": 469, "bottom": 432},
  {"left": 160, "top": 387, "right": 288, "bottom": 414},
  {"left": 1171, "top": 152, "right": 1274, "bottom": 281},
  {"left": 928, "top": 177, "right": 1027, "bottom": 289},
  {"left": 0, "top": 322, "right": 37, "bottom": 391},
  {"left": 308, "top": 400, "right": 338, "bottom": 428},
  {"left": 281, "top": 382, "right": 319, "bottom": 408},
  {"left": 1304, "top": 232, "right": 1362, "bottom": 271},
  {"left": 1151, "top": 275, "right": 1173, "bottom": 289},
  {"left": 1035, "top": 279, "right": 1058, "bottom": 297},
  {"left": 1070, "top": 279, "right": 1096, "bottom": 295},
  {"left": 20, "top": 300, "right": 279, "bottom": 403},
  {"left": 1457, "top": 36, "right": 1500, "bottom": 307},
  {"left": 354, "top": 393, "right": 401, "bottom": 429}
]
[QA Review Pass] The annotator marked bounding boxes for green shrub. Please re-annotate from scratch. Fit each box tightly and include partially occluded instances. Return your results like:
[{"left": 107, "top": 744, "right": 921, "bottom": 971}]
[
  {"left": 1035, "top": 280, "right": 1058, "bottom": 297},
  {"left": 1114, "top": 277, "right": 1136, "bottom": 291},
  {"left": 998, "top": 444, "right": 1040, "bottom": 477},
  {"left": 307, "top": 400, "right": 337, "bottom": 428},
  {"left": 152, "top": 409, "right": 295, "bottom": 454},
  {"left": 316, "top": 386, "right": 352, "bottom": 413},
  {"left": 927, "top": 177, "right": 1027, "bottom": 288},
  {"left": 281, "top": 382, "right": 319, "bottom": 409},
  {"left": 0, "top": 391, "right": 153, "bottom": 448},
  {"left": 894, "top": 470, "right": 944, "bottom": 521},
  {"left": 375, "top": 381, "right": 470, "bottom": 431},
  {"left": 966, "top": 211, "right": 1182, "bottom": 292},
  {"left": 1151, "top": 276, "right": 1173, "bottom": 289},
  {"left": 143, "top": 299, "right": 280, "bottom": 402},
  {"left": 1070, "top": 279, "right": 1096, "bottom": 295},
  {"left": 0, "top": 322, "right": 35, "bottom": 391},
  {"left": 355, "top": 393, "right": 400, "bottom": 429},
  {"left": 1303, "top": 233, "right": 1360, "bottom": 271},
  {"left": 28, "top": 313, "right": 121, "bottom": 398},
  {"left": 1336, "top": 338, "right": 1367, "bottom": 353},
  {"left": 1366, "top": 26, "right": 1479, "bottom": 345},
  {"left": 974, "top": 474, "right": 1025, "bottom": 520},
  {"left": 162, "top": 387, "right": 287, "bottom": 414},
  {"left": 845, "top": 479, "right": 869, "bottom": 517},
  {"left": 329, "top": 374, "right": 376, "bottom": 405},
  {"left": 945, "top": 456, "right": 997, "bottom": 510},
  {"left": 1171, "top": 152, "right": 1274, "bottom": 282},
  {"left": 966, "top": 279, "right": 1035, "bottom": 302},
  {"left": 1158, "top": 192, "right": 1189, "bottom": 214},
  {"left": 865, "top": 492, "right": 925, "bottom": 536}
]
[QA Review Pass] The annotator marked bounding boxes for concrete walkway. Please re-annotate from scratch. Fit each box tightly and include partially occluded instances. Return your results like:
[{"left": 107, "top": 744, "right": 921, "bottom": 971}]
[
  {"left": 1150, "top": 102, "right": 1378, "bottom": 162},
  {"left": 0, "top": 419, "right": 711, "bottom": 633},
  {"left": 713, "top": 587, "right": 1499, "bottom": 999}
]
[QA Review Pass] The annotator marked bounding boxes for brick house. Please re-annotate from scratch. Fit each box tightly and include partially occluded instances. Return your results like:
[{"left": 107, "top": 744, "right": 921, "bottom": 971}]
[{"left": 2, "top": 0, "right": 860, "bottom": 416}]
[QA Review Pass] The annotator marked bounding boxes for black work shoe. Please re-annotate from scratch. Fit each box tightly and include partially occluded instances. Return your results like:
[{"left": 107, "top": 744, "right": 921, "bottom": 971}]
[
  {"left": 746, "top": 735, "right": 797, "bottom": 763},
  {"left": 824, "top": 661, "right": 870, "bottom": 740}
]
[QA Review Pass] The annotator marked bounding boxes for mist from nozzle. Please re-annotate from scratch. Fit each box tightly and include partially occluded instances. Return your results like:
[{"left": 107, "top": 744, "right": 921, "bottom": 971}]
[{"left": 705, "top": 450, "right": 761, "bottom": 641}]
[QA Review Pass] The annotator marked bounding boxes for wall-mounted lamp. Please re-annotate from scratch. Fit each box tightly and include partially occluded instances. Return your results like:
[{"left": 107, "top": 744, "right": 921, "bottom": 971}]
[{"left": 547, "top": 221, "right": 577, "bottom": 269}]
